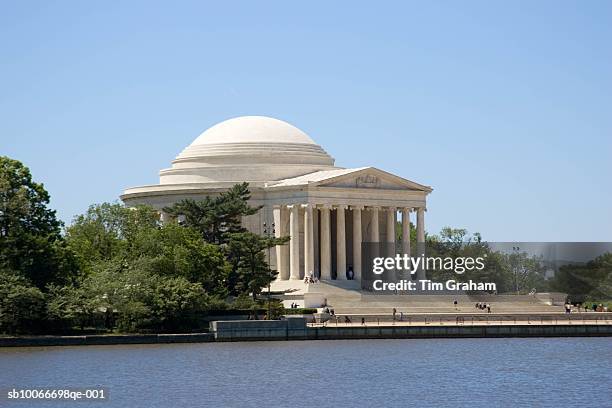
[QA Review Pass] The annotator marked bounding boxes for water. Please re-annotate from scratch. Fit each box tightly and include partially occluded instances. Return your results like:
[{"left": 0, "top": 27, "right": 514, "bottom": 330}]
[{"left": 1, "top": 338, "right": 611, "bottom": 408}]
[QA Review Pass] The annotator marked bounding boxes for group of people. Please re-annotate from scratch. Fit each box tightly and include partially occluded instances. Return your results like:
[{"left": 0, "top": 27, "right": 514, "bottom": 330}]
[
  {"left": 339, "top": 316, "right": 366, "bottom": 325},
  {"left": 475, "top": 302, "right": 491, "bottom": 313},
  {"left": 562, "top": 302, "right": 609, "bottom": 314},
  {"left": 578, "top": 303, "right": 609, "bottom": 313},
  {"left": 303, "top": 269, "right": 356, "bottom": 282},
  {"left": 321, "top": 308, "right": 367, "bottom": 326},
  {"left": 303, "top": 275, "right": 319, "bottom": 284},
  {"left": 303, "top": 271, "right": 319, "bottom": 284}
]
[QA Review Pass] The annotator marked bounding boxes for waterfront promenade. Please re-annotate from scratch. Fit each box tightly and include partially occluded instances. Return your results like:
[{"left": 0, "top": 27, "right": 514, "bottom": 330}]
[
  {"left": 2, "top": 313, "right": 610, "bottom": 347},
  {"left": 211, "top": 313, "right": 612, "bottom": 342},
  {"left": 316, "top": 314, "right": 612, "bottom": 327}
]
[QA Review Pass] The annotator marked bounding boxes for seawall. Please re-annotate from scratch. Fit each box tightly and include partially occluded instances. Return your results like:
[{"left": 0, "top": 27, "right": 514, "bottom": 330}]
[
  {"left": 2, "top": 317, "right": 612, "bottom": 347},
  {"left": 0, "top": 333, "right": 214, "bottom": 347},
  {"left": 211, "top": 317, "right": 612, "bottom": 342}
]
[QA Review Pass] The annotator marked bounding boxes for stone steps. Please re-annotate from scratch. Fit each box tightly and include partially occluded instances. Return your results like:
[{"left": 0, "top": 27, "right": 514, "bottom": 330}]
[{"left": 270, "top": 279, "right": 567, "bottom": 315}]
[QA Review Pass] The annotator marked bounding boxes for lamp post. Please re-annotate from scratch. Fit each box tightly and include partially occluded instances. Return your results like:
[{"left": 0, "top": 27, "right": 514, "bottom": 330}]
[
  {"left": 512, "top": 246, "right": 520, "bottom": 295},
  {"left": 263, "top": 221, "right": 275, "bottom": 319}
]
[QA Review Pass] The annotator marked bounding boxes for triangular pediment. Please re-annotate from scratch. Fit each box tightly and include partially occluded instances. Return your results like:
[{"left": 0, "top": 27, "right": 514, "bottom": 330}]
[{"left": 312, "top": 167, "right": 432, "bottom": 192}]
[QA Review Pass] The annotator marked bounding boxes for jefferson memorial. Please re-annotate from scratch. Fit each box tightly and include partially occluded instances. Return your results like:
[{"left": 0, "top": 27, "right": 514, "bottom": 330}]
[{"left": 121, "top": 116, "right": 432, "bottom": 289}]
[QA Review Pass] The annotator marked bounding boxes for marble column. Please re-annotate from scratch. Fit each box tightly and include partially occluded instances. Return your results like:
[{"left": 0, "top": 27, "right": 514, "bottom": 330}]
[
  {"left": 274, "top": 205, "right": 290, "bottom": 280},
  {"left": 351, "top": 205, "right": 363, "bottom": 282},
  {"left": 313, "top": 208, "right": 319, "bottom": 278},
  {"left": 386, "top": 207, "right": 396, "bottom": 245},
  {"left": 336, "top": 204, "right": 347, "bottom": 280},
  {"left": 273, "top": 206, "right": 286, "bottom": 280},
  {"left": 303, "top": 204, "right": 314, "bottom": 278},
  {"left": 386, "top": 207, "right": 397, "bottom": 278},
  {"left": 416, "top": 207, "right": 425, "bottom": 244},
  {"left": 289, "top": 204, "right": 300, "bottom": 280},
  {"left": 416, "top": 207, "right": 426, "bottom": 280},
  {"left": 281, "top": 207, "right": 290, "bottom": 280},
  {"left": 369, "top": 207, "right": 380, "bottom": 242},
  {"left": 320, "top": 205, "right": 332, "bottom": 280},
  {"left": 401, "top": 208, "right": 411, "bottom": 257}
]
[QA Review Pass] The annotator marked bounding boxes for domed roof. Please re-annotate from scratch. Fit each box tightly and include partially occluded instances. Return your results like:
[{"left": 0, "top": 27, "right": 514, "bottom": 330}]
[
  {"left": 191, "top": 116, "right": 316, "bottom": 146},
  {"left": 158, "top": 115, "right": 337, "bottom": 186}
]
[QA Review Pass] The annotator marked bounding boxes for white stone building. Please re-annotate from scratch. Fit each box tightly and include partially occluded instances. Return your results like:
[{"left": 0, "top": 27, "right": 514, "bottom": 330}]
[{"left": 121, "top": 116, "right": 432, "bottom": 286}]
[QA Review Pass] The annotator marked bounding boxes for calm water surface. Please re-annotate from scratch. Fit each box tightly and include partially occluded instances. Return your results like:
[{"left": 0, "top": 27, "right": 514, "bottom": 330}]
[{"left": 1, "top": 338, "right": 611, "bottom": 408}]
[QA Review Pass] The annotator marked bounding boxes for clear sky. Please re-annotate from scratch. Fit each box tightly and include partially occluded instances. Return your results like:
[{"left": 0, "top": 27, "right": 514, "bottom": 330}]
[{"left": 1, "top": 1, "right": 610, "bottom": 241}]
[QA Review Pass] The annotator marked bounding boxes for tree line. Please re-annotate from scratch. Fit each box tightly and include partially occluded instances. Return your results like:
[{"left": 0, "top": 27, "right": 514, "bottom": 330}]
[
  {"left": 1, "top": 156, "right": 609, "bottom": 334},
  {"left": 0, "top": 156, "right": 287, "bottom": 334},
  {"left": 409, "top": 227, "right": 611, "bottom": 301}
]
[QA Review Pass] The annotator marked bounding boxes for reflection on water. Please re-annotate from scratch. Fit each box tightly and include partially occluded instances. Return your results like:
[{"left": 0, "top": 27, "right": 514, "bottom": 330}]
[{"left": 1, "top": 338, "right": 611, "bottom": 408}]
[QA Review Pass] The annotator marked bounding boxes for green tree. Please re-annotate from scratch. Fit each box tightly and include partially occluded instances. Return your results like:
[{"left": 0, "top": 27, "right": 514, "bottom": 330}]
[
  {"left": 65, "top": 202, "right": 232, "bottom": 332},
  {"left": 163, "top": 182, "right": 261, "bottom": 244},
  {"left": 149, "top": 276, "right": 209, "bottom": 331},
  {"left": 423, "top": 227, "right": 547, "bottom": 294},
  {"left": 65, "top": 203, "right": 129, "bottom": 274},
  {"left": 128, "top": 222, "right": 230, "bottom": 296},
  {"left": 552, "top": 252, "right": 612, "bottom": 301},
  {"left": 506, "top": 251, "right": 545, "bottom": 294},
  {"left": 0, "top": 157, "right": 61, "bottom": 239},
  {"left": 226, "top": 232, "right": 289, "bottom": 299},
  {"left": 425, "top": 227, "right": 487, "bottom": 283},
  {"left": 0, "top": 156, "right": 77, "bottom": 288},
  {"left": 46, "top": 284, "right": 98, "bottom": 331},
  {"left": 0, "top": 269, "right": 46, "bottom": 334},
  {"left": 66, "top": 203, "right": 161, "bottom": 272},
  {"left": 83, "top": 265, "right": 209, "bottom": 332}
]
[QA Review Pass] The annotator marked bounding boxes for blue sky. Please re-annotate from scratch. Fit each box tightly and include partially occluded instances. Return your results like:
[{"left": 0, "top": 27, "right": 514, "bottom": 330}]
[{"left": 1, "top": 1, "right": 610, "bottom": 241}]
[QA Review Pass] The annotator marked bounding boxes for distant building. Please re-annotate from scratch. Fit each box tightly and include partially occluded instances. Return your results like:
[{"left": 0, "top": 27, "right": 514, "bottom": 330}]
[{"left": 122, "top": 116, "right": 432, "bottom": 286}]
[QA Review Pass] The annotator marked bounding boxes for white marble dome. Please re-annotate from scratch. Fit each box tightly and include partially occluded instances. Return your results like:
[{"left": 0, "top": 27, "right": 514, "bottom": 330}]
[
  {"left": 121, "top": 115, "right": 432, "bottom": 284},
  {"left": 191, "top": 116, "right": 316, "bottom": 145},
  {"left": 159, "top": 116, "right": 337, "bottom": 185}
]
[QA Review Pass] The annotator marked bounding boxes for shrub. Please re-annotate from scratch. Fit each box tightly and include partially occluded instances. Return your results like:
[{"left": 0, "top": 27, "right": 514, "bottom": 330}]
[{"left": 0, "top": 270, "right": 46, "bottom": 334}]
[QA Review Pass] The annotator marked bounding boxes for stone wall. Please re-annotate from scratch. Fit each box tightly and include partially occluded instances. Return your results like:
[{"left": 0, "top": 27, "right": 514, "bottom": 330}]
[{"left": 211, "top": 318, "right": 612, "bottom": 342}]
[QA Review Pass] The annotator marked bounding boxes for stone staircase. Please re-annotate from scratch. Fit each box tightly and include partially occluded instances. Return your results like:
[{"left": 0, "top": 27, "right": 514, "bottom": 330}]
[
  {"left": 333, "top": 294, "right": 564, "bottom": 315},
  {"left": 269, "top": 279, "right": 566, "bottom": 314}
]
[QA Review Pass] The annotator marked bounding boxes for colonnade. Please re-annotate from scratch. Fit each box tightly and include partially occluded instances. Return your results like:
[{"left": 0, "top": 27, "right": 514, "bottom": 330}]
[{"left": 273, "top": 204, "right": 426, "bottom": 282}]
